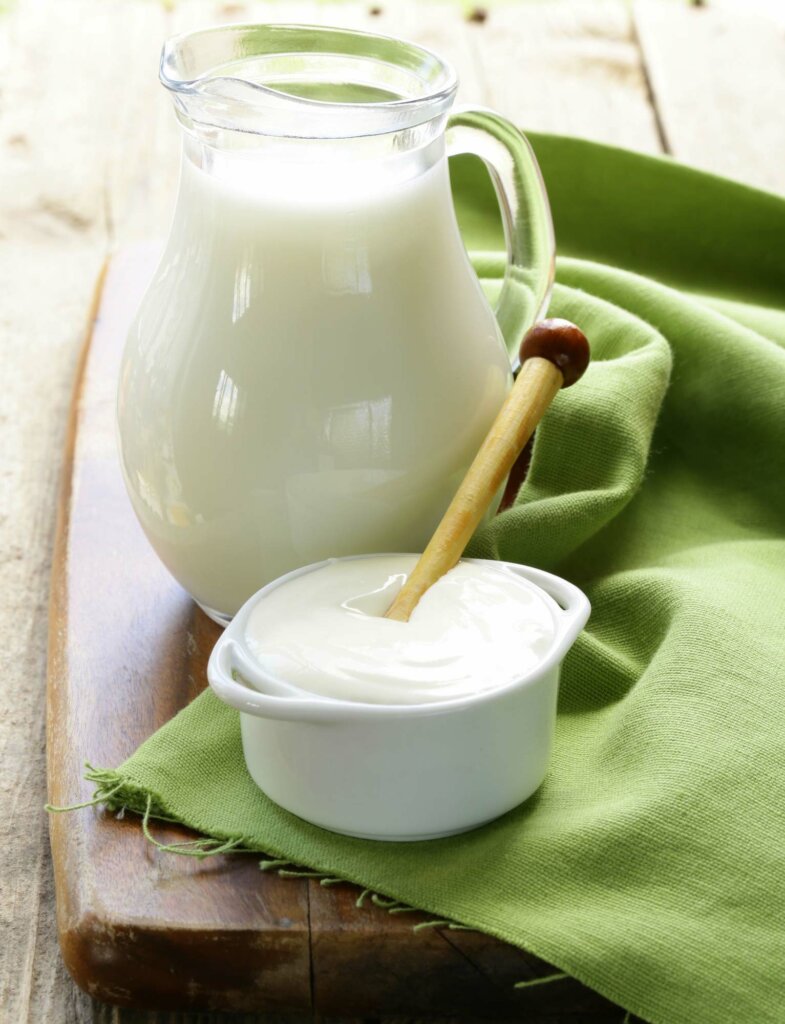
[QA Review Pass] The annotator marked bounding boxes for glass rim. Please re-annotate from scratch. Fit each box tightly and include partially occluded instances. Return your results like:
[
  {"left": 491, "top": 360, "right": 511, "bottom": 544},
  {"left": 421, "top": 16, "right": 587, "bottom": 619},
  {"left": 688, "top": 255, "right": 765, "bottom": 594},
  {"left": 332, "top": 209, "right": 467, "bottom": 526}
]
[{"left": 160, "top": 22, "right": 459, "bottom": 139}]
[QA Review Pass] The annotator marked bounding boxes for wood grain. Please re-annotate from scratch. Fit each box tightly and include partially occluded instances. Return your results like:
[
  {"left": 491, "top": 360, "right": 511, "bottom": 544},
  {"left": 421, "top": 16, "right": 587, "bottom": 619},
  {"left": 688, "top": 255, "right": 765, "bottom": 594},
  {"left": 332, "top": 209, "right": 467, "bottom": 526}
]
[
  {"left": 308, "top": 881, "right": 619, "bottom": 1019},
  {"left": 46, "top": 244, "right": 622, "bottom": 1020},
  {"left": 634, "top": 0, "right": 785, "bottom": 194},
  {"left": 474, "top": 1, "right": 664, "bottom": 154}
]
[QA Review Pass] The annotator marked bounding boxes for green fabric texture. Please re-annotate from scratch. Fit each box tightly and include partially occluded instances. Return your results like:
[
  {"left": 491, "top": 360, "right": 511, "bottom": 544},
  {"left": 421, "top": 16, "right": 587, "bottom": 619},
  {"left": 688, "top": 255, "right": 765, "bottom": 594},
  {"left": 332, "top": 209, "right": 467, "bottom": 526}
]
[{"left": 92, "top": 136, "right": 785, "bottom": 1024}]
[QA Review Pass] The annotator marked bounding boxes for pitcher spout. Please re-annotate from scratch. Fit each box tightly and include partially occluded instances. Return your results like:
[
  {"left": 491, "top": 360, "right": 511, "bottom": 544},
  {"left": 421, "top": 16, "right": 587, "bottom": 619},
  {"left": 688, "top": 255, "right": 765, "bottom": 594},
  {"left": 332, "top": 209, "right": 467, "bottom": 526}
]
[{"left": 160, "top": 23, "right": 457, "bottom": 140}]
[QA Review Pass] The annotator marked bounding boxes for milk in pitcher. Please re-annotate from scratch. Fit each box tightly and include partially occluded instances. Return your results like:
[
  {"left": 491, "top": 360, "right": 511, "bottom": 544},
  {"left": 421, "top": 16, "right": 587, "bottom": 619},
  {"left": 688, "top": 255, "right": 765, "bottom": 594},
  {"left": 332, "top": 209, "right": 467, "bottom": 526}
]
[
  {"left": 117, "top": 25, "right": 555, "bottom": 622},
  {"left": 119, "top": 146, "right": 510, "bottom": 618}
]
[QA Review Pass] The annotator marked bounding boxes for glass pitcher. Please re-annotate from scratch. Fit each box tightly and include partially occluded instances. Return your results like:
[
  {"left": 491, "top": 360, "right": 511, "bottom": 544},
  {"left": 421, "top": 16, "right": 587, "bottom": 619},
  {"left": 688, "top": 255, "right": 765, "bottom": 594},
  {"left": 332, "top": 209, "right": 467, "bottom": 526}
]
[{"left": 117, "top": 24, "right": 554, "bottom": 624}]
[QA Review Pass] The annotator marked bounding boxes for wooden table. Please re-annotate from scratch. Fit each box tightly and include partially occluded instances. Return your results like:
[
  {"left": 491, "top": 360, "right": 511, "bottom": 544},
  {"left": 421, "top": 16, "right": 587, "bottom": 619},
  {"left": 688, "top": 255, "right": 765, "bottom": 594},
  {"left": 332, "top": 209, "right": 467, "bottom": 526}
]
[{"left": 1, "top": 1, "right": 783, "bottom": 1021}]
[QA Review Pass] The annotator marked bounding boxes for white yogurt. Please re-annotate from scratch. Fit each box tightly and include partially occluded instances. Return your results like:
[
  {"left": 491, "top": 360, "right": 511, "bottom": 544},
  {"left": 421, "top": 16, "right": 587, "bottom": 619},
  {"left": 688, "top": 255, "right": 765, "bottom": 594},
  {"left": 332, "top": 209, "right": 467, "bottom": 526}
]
[{"left": 244, "top": 555, "right": 558, "bottom": 706}]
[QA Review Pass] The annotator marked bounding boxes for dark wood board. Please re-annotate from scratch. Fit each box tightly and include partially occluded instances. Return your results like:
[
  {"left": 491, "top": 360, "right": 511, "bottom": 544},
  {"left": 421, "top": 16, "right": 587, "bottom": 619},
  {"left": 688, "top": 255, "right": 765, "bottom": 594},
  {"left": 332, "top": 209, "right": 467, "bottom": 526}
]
[{"left": 46, "top": 244, "right": 620, "bottom": 1019}]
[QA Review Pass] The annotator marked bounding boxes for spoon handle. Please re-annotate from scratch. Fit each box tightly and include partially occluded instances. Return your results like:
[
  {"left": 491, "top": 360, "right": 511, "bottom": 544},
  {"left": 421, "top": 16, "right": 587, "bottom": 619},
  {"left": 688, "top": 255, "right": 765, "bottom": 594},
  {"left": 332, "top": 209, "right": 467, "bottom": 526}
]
[{"left": 384, "top": 319, "right": 589, "bottom": 622}]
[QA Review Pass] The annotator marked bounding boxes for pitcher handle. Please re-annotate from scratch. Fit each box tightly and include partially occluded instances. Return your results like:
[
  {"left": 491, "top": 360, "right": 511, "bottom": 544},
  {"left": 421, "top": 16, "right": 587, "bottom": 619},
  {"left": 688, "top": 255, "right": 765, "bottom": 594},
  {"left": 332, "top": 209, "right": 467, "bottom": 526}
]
[{"left": 447, "top": 108, "right": 555, "bottom": 365}]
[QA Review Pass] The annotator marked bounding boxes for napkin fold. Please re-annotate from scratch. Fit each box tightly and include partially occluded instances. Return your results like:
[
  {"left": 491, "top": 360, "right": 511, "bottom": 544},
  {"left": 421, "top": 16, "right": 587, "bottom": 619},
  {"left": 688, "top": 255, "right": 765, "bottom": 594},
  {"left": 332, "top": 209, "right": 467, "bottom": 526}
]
[{"left": 85, "top": 135, "right": 785, "bottom": 1024}]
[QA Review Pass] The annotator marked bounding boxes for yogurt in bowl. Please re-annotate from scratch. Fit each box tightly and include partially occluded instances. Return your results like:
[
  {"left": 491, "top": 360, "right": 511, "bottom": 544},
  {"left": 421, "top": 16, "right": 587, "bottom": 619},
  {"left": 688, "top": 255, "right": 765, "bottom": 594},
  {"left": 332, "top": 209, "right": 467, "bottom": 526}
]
[{"left": 208, "top": 554, "right": 590, "bottom": 841}]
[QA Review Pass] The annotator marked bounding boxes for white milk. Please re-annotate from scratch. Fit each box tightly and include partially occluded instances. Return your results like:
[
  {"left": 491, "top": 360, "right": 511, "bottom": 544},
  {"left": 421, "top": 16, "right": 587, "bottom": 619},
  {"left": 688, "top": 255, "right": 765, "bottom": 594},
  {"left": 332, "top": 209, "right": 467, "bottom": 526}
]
[
  {"left": 118, "top": 149, "right": 511, "bottom": 618},
  {"left": 244, "top": 555, "right": 558, "bottom": 705}
]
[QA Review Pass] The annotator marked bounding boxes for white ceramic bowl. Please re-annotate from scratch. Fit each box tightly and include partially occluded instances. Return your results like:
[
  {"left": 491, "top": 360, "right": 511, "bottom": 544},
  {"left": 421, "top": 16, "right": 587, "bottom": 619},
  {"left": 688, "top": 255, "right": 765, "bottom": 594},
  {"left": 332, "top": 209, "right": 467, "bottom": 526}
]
[{"left": 208, "top": 555, "right": 590, "bottom": 842}]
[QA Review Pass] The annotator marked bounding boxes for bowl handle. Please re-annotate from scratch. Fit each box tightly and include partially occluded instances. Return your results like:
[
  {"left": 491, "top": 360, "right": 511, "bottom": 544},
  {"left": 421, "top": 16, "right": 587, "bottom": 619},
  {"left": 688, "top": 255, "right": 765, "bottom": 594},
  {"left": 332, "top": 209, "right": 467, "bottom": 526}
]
[
  {"left": 207, "top": 636, "right": 339, "bottom": 722},
  {"left": 505, "top": 564, "right": 591, "bottom": 647}
]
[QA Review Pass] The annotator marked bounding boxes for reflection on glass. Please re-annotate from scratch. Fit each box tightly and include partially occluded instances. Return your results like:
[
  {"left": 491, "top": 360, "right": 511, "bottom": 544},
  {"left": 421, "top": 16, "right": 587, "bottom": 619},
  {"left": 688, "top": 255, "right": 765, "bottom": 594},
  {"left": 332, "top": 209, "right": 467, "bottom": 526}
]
[
  {"left": 212, "top": 370, "right": 240, "bottom": 433},
  {"left": 322, "top": 238, "right": 372, "bottom": 295},
  {"left": 324, "top": 397, "right": 392, "bottom": 465},
  {"left": 231, "top": 260, "right": 253, "bottom": 323}
]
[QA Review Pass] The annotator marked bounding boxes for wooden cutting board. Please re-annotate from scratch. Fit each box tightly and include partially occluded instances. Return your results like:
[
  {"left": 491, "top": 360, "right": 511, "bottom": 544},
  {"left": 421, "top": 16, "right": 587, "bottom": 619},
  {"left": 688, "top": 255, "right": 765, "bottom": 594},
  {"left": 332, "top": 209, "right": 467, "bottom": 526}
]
[{"left": 46, "top": 244, "right": 619, "bottom": 1019}]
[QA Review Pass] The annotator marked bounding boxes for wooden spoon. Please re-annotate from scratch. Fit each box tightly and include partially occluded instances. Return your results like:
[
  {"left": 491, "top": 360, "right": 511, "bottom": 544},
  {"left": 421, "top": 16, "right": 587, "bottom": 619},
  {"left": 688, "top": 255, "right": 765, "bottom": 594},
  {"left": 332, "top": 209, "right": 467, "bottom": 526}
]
[{"left": 384, "top": 318, "right": 590, "bottom": 622}]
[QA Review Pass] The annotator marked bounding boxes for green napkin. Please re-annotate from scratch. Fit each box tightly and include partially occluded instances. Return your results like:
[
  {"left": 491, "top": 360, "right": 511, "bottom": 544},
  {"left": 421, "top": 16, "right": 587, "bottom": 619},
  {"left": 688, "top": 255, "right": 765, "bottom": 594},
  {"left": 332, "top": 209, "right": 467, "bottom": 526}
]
[{"left": 86, "top": 136, "right": 785, "bottom": 1024}]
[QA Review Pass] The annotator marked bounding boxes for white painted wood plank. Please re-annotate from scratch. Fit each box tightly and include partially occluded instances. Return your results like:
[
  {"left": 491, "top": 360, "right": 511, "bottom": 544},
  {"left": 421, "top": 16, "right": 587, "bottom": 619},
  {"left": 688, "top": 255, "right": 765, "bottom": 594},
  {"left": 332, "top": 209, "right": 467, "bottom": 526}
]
[
  {"left": 471, "top": 0, "right": 664, "bottom": 153},
  {"left": 356, "top": 1, "right": 486, "bottom": 103},
  {"left": 634, "top": 0, "right": 785, "bottom": 193},
  {"left": 103, "top": 3, "right": 179, "bottom": 242}
]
